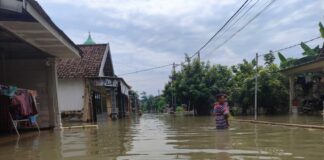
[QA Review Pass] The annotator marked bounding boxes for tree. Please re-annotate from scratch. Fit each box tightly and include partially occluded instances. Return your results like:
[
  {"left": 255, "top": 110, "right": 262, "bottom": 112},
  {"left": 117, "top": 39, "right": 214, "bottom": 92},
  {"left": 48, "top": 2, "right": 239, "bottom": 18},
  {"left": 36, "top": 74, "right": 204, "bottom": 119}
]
[
  {"left": 278, "top": 21, "right": 324, "bottom": 69},
  {"left": 258, "top": 64, "right": 289, "bottom": 114},
  {"left": 160, "top": 21, "right": 324, "bottom": 116},
  {"left": 230, "top": 59, "right": 289, "bottom": 115},
  {"left": 129, "top": 90, "right": 140, "bottom": 113},
  {"left": 157, "top": 96, "right": 167, "bottom": 112},
  {"left": 264, "top": 52, "right": 275, "bottom": 66},
  {"left": 163, "top": 56, "right": 234, "bottom": 115}
]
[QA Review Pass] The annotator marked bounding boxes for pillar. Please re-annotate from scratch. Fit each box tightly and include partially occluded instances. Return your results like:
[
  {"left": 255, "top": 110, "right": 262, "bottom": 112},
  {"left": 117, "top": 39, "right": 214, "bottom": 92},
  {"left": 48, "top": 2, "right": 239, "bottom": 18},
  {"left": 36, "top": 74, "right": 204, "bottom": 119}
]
[
  {"left": 47, "top": 58, "right": 61, "bottom": 129},
  {"left": 289, "top": 76, "right": 294, "bottom": 114}
]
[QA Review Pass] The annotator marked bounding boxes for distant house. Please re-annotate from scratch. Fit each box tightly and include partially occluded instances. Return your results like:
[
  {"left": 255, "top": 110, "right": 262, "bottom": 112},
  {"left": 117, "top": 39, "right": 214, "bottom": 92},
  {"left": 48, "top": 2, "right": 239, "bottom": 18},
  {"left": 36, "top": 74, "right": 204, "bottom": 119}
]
[{"left": 57, "top": 34, "right": 131, "bottom": 122}]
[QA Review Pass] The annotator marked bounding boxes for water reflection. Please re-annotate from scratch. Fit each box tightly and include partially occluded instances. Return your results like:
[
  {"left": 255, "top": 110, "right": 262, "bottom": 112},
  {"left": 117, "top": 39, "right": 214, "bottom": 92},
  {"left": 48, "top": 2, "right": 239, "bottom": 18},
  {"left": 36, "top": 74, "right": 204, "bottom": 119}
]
[{"left": 1, "top": 115, "right": 324, "bottom": 159}]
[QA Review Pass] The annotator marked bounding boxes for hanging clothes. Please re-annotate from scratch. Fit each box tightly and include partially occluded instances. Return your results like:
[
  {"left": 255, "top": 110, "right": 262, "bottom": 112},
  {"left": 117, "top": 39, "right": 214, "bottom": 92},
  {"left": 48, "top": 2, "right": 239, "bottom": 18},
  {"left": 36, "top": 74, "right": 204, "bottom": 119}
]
[
  {"left": 0, "top": 85, "right": 39, "bottom": 132},
  {"left": 11, "top": 91, "right": 38, "bottom": 117},
  {"left": 0, "top": 86, "right": 17, "bottom": 97}
]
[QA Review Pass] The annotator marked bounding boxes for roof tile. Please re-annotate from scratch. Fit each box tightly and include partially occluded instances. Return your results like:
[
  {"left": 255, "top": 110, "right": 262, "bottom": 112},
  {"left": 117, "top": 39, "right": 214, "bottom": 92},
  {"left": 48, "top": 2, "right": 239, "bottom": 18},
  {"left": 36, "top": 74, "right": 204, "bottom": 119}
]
[{"left": 57, "top": 44, "right": 107, "bottom": 79}]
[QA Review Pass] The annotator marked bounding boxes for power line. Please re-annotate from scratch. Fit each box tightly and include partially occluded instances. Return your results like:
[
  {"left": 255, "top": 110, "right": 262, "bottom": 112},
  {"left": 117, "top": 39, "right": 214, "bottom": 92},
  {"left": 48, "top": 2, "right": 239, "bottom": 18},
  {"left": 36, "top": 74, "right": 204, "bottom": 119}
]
[
  {"left": 117, "top": 0, "right": 276, "bottom": 77},
  {"left": 273, "top": 36, "right": 321, "bottom": 53},
  {"left": 203, "top": 0, "right": 260, "bottom": 54},
  {"left": 118, "top": 36, "right": 321, "bottom": 77},
  {"left": 259, "top": 36, "right": 321, "bottom": 57},
  {"left": 190, "top": 0, "right": 250, "bottom": 59},
  {"left": 119, "top": 1, "right": 251, "bottom": 76},
  {"left": 204, "top": 0, "right": 276, "bottom": 58},
  {"left": 118, "top": 63, "right": 177, "bottom": 76}
]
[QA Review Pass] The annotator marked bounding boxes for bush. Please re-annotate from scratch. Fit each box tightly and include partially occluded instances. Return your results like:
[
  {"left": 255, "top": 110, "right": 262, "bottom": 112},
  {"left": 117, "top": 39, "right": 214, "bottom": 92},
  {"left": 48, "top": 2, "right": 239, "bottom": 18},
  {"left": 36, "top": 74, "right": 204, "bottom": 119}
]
[{"left": 176, "top": 106, "right": 184, "bottom": 113}]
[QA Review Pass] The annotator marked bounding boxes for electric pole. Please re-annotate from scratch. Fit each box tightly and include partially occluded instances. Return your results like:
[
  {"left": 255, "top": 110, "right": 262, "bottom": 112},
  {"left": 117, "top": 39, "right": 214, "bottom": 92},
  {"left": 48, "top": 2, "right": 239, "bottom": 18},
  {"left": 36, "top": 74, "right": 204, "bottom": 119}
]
[
  {"left": 172, "top": 62, "right": 176, "bottom": 112},
  {"left": 197, "top": 51, "right": 200, "bottom": 62},
  {"left": 254, "top": 53, "right": 258, "bottom": 121}
]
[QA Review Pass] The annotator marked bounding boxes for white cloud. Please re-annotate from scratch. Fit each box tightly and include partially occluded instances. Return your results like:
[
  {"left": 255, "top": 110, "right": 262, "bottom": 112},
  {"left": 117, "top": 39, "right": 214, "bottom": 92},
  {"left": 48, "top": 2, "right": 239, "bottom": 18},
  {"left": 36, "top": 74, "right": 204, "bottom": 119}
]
[
  {"left": 264, "top": 2, "right": 317, "bottom": 30},
  {"left": 204, "top": 46, "right": 242, "bottom": 66},
  {"left": 43, "top": 0, "right": 235, "bottom": 17},
  {"left": 269, "top": 27, "right": 317, "bottom": 45},
  {"left": 36, "top": 0, "right": 324, "bottom": 95}
]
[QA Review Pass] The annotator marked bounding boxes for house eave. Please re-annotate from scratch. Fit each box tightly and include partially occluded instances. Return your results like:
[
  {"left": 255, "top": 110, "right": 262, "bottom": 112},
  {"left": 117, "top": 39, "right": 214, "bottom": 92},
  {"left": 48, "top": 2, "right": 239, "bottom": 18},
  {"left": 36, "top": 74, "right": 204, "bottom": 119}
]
[
  {"left": 281, "top": 58, "right": 324, "bottom": 76},
  {"left": 0, "top": 0, "right": 81, "bottom": 58}
]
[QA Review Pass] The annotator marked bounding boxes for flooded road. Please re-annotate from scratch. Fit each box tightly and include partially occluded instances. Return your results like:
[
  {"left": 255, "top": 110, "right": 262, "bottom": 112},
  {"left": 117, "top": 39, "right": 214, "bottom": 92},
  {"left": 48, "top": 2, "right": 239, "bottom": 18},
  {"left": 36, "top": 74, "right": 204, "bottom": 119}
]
[{"left": 2, "top": 114, "right": 324, "bottom": 159}]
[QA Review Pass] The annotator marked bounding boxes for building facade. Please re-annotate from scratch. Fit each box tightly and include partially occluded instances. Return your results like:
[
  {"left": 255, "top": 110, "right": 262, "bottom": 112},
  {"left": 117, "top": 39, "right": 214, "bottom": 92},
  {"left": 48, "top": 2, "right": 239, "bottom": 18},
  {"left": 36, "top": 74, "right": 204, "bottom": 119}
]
[
  {"left": 57, "top": 41, "right": 131, "bottom": 122},
  {"left": 0, "top": 0, "right": 81, "bottom": 129}
]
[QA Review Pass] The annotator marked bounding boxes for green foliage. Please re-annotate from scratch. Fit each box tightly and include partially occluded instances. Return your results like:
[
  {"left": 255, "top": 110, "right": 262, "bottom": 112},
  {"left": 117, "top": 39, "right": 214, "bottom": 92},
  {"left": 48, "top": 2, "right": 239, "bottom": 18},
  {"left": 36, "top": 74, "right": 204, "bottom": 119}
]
[
  {"left": 258, "top": 64, "right": 289, "bottom": 114},
  {"left": 140, "top": 93, "right": 167, "bottom": 113},
  {"left": 163, "top": 56, "right": 289, "bottom": 115},
  {"left": 280, "top": 58, "right": 297, "bottom": 69},
  {"left": 176, "top": 106, "right": 184, "bottom": 113},
  {"left": 163, "top": 56, "right": 234, "bottom": 115},
  {"left": 264, "top": 52, "right": 275, "bottom": 65},
  {"left": 278, "top": 22, "right": 324, "bottom": 69},
  {"left": 230, "top": 60, "right": 289, "bottom": 114},
  {"left": 160, "top": 21, "right": 323, "bottom": 115},
  {"left": 279, "top": 42, "right": 320, "bottom": 69},
  {"left": 157, "top": 97, "right": 167, "bottom": 112},
  {"left": 129, "top": 90, "right": 140, "bottom": 112},
  {"left": 301, "top": 42, "right": 318, "bottom": 56},
  {"left": 319, "top": 22, "right": 324, "bottom": 38},
  {"left": 277, "top": 52, "right": 287, "bottom": 63}
]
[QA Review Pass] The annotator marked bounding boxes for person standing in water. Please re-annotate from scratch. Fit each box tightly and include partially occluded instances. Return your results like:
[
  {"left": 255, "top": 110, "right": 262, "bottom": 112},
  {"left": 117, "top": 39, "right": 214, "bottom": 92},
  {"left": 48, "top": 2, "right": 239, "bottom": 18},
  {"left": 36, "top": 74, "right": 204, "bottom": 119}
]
[{"left": 213, "top": 94, "right": 229, "bottom": 129}]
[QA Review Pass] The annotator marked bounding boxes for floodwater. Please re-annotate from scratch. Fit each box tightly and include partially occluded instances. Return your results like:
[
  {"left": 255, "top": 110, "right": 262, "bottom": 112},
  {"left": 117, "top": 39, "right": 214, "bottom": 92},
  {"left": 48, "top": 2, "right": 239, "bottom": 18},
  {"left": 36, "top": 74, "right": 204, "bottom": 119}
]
[{"left": 2, "top": 115, "right": 324, "bottom": 160}]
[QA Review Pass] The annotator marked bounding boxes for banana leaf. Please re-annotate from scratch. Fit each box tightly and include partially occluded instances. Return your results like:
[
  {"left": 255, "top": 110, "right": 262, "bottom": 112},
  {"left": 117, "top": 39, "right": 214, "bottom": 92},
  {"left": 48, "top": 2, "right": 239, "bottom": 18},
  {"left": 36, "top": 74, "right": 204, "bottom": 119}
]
[
  {"left": 320, "top": 22, "right": 324, "bottom": 38},
  {"left": 277, "top": 52, "right": 287, "bottom": 62}
]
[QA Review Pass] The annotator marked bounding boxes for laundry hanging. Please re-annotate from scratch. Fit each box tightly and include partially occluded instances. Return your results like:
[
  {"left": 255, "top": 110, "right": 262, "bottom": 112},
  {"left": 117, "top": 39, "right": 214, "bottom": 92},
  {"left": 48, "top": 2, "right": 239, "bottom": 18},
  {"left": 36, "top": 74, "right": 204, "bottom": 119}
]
[{"left": 0, "top": 84, "right": 38, "bottom": 132}]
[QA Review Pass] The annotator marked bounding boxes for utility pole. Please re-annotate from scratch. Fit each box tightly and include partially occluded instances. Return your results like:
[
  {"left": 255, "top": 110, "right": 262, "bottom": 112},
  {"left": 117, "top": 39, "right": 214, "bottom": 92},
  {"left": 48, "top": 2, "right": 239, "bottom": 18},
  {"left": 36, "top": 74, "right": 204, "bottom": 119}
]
[
  {"left": 172, "top": 62, "right": 176, "bottom": 112},
  {"left": 197, "top": 51, "right": 200, "bottom": 62},
  {"left": 254, "top": 53, "right": 258, "bottom": 121}
]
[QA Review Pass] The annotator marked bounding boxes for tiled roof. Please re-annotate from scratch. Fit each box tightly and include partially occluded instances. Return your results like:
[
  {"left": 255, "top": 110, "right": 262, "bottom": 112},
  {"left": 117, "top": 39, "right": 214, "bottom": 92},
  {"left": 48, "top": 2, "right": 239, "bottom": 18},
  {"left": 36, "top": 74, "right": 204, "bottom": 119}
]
[{"left": 57, "top": 44, "right": 108, "bottom": 79}]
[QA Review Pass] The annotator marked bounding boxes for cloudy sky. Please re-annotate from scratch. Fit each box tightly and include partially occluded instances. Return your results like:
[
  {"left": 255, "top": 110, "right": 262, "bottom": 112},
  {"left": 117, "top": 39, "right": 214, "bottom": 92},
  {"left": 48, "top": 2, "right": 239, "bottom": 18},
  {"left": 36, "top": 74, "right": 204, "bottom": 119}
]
[{"left": 37, "top": 0, "right": 324, "bottom": 95}]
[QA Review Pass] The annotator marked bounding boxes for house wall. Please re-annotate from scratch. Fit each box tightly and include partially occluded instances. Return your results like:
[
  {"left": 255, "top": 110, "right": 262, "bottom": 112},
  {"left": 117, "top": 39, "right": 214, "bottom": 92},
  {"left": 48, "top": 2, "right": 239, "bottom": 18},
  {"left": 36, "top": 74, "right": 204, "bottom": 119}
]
[
  {"left": 82, "top": 79, "right": 92, "bottom": 122},
  {"left": 0, "top": 58, "right": 59, "bottom": 128},
  {"left": 57, "top": 79, "right": 85, "bottom": 112},
  {"left": 107, "top": 94, "right": 112, "bottom": 115}
]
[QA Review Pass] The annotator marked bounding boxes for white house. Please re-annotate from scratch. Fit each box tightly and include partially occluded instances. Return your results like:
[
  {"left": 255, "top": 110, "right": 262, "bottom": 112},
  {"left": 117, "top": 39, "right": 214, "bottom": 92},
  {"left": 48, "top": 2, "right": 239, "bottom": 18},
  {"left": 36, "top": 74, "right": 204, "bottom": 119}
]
[{"left": 57, "top": 37, "right": 131, "bottom": 122}]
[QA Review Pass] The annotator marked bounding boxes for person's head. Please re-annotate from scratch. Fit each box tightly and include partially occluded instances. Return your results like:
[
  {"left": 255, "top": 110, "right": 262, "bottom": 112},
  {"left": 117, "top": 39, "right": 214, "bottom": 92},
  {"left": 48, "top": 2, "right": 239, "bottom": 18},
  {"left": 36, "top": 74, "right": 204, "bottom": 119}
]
[{"left": 216, "top": 94, "right": 227, "bottom": 104}]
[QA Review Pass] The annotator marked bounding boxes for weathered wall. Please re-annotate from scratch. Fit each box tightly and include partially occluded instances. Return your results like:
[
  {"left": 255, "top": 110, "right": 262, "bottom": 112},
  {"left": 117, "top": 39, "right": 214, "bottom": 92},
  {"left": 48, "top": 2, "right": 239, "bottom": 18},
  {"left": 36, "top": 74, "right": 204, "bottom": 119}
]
[
  {"left": 82, "top": 79, "right": 91, "bottom": 122},
  {"left": 107, "top": 94, "right": 112, "bottom": 115},
  {"left": 0, "top": 58, "right": 59, "bottom": 128},
  {"left": 57, "top": 79, "right": 85, "bottom": 111}
]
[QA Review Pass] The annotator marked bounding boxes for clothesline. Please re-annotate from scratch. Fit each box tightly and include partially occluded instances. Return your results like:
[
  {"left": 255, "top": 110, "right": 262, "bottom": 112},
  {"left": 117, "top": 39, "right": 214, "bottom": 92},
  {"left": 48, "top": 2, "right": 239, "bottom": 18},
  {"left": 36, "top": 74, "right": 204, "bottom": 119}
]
[
  {"left": 0, "top": 84, "right": 38, "bottom": 97},
  {"left": 0, "top": 84, "right": 36, "bottom": 92}
]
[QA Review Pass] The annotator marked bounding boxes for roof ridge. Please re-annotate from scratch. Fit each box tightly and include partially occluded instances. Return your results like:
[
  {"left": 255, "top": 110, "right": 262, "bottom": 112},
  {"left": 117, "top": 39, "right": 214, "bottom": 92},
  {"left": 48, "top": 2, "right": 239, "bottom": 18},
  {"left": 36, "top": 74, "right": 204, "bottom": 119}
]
[{"left": 77, "top": 43, "right": 108, "bottom": 46}]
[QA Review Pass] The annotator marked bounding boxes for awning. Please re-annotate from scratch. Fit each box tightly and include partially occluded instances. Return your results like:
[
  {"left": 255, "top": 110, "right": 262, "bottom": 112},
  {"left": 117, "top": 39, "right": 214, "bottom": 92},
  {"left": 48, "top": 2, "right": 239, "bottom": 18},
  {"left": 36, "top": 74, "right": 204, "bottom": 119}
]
[
  {"left": 0, "top": 0, "right": 81, "bottom": 58},
  {"left": 281, "top": 58, "right": 324, "bottom": 76}
]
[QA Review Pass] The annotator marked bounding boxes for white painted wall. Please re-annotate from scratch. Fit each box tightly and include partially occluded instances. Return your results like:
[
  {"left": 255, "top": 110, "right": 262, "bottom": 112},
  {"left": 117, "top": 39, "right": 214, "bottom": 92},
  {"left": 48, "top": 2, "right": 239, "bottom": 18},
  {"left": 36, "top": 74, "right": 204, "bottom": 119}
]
[{"left": 58, "top": 79, "right": 85, "bottom": 111}]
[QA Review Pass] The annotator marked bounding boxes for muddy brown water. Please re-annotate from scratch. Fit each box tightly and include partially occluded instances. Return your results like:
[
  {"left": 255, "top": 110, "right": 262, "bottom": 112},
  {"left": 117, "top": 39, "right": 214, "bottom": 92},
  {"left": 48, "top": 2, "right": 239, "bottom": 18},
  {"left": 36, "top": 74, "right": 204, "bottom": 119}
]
[{"left": 1, "top": 114, "right": 324, "bottom": 160}]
